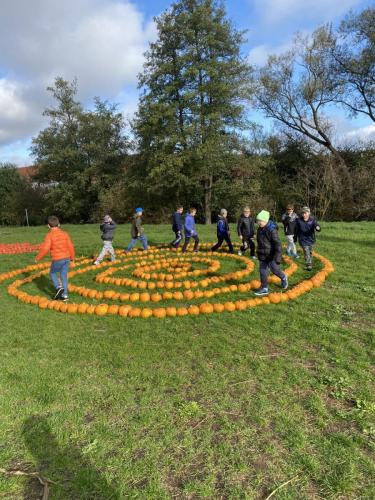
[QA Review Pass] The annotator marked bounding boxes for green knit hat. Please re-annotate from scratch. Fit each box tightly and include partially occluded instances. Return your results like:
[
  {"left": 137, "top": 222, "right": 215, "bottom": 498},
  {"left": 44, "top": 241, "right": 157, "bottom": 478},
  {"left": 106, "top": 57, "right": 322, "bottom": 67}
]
[{"left": 256, "top": 210, "right": 270, "bottom": 223}]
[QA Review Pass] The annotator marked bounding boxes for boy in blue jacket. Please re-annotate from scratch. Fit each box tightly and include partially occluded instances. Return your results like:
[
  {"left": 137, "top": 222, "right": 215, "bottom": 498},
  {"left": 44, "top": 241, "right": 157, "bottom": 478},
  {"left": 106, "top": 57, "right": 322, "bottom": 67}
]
[
  {"left": 254, "top": 210, "right": 288, "bottom": 296},
  {"left": 171, "top": 205, "right": 184, "bottom": 248},
  {"left": 211, "top": 209, "right": 234, "bottom": 253},
  {"left": 182, "top": 208, "right": 199, "bottom": 252},
  {"left": 294, "top": 206, "right": 321, "bottom": 271}
]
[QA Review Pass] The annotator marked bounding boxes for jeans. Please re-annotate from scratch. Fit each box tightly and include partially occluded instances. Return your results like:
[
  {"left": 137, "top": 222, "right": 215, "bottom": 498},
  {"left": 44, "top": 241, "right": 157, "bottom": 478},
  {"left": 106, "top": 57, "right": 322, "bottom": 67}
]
[
  {"left": 302, "top": 245, "right": 313, "bottom": 265},
  {"left": 240, "top": 235, "right": 255, "bottom": 256},
  {"left": 259, "top": 260, "right": 285, "bottom": 289},
  {"left": 286, "top": 235, "right": 297, "bottom": 255},
  {"left": 50, "top": 258, "right": 70, "bottom": 295},
  {"left": 96, "top": 240, "right": 116, "bottom": 263},
  {"left": 171, "top": 231, "right": 183, "bottom": 248},
  {"left": 211, "top": 234, "right": 234, "bottom": 253},
  {"left": 182, "top": 235, "right": 199, "bottom": 252},
  {"left": 126, "top": 234, "right": 148, "bottom": 251}
]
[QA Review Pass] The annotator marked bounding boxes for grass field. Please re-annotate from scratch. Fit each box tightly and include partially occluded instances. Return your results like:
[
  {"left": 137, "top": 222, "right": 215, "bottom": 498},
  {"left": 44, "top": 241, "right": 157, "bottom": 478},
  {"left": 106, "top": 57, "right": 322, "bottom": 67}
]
[{"left": 0, "top": 222, "right": 374, "bottom": 499}]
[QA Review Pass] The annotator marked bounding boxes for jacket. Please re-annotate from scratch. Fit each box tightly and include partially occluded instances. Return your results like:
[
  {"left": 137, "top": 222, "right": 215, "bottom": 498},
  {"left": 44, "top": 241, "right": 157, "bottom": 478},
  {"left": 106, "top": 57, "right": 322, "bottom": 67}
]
[
  {"left": 237, "top": 215, "right": 255, "bottom": 238},
  {"left": 281, "top": 211, "right": 298, "bottom": 236},
  {"left": 184, "top": 213, "right": 197, "bottom": 237},
  {"left": 100, "top": 221, "right": 117, "bottom": 241},
  {"left": 131, "top": 215, "right": 144, "bottom": 238},
  {"left": 217, "top": 216, "right": 230, "bottom": 237},
  {"left": 172, "top": 212, "right": 183, "bottom": 232},
  {"left": 256, "top": 221, "right": 282, "bottom": 263},
  {"left": 295, "top": 217, "right": 321, "bottom": 246},
  {"left": 36, "top": 227, "right": 75, "bottom": 262}
]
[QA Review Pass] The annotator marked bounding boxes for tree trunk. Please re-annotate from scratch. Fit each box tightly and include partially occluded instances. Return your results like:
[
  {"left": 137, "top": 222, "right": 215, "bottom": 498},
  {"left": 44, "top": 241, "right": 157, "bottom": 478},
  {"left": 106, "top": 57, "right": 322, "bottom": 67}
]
[{"left": 204, "top": 175, "right": 213, "bottom": 224}]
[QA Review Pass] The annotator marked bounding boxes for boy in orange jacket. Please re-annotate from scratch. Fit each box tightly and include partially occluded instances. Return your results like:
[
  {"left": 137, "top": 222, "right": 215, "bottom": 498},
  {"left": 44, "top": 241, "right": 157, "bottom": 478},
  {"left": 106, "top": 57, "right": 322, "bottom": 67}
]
[{"left": 35, "top": 216, "right": 75, "bottom": 301}]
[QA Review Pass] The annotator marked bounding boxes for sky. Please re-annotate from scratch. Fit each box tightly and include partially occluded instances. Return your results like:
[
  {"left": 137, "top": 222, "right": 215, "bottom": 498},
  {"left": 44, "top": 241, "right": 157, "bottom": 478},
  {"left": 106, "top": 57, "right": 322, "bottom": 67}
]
[{"left": 0, "top": 0, "right": 374, "bottom": 166}]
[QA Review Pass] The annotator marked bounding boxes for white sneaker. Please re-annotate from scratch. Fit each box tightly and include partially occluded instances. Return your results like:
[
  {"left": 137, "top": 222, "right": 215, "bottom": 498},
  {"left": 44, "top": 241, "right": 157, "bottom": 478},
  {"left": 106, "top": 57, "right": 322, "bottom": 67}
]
[{"left": 238, "top": 250, "right": 242, "bottom": 256}]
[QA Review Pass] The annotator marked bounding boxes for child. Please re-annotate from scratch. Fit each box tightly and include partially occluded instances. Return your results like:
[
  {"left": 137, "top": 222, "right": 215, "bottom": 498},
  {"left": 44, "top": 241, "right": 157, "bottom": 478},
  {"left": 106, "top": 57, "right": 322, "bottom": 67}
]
[
  {"left": 182, "top": 208, "right": 199, "bottom": 252},
  {"left": 94, "top": 215, "right": 116, "bottom": 265},
  {"left": 281, "top": 204, "right": 299, "bottom": 258},
  {"left": 237, "top": 206, "right": 256, "bottom": 258},
  {"left": 254, "top": 210, "right": 288, "bottom": 296},
  {"left": 294, "top": 206, "right": 321, "bottom": 271},
  {"left": 126, "top": 208, "right": 148, "bottom": 252},
  {"left": 35, "top": 215, "right": 75, "bottom": 301},
  {"left": 211, "top": 209, "right": 234, "bottom": 253},
  {"left": 171, "top": 205, "right": 184, "bottom": 248}
]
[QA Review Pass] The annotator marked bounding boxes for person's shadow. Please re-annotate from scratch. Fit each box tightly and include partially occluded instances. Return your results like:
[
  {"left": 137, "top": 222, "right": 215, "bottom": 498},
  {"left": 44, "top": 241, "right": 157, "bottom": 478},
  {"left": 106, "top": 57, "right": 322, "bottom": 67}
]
[{"left": 22, "top": 415, "right": 120, "bottom": 499}]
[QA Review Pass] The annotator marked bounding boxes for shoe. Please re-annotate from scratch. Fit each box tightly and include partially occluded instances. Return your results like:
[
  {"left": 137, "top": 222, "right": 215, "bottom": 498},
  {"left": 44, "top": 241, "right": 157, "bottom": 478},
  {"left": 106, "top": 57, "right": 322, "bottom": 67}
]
[
  {"left": 281, "top": 275, "right": 288, "bottom": 289},
  {"left": 54, "top": 287, "right": 64, "bottom": 300},
  {"left": 252, "top": 255, "right": 257, "bottom": 260},
  {"left": 254, "top": 287, "right": 269, "bottom": 296},
  {"left": 294, "top": 254, "right": 299, "bottom": 259},
  {"left": 61, "top": 295, "right": 69, "bottom": 301},
  {"left": 306, "top": 265, "right": 312, "bottom": 271},
  {"left": 238, "top": 250, "right": 242, "bottom": 256},
  {"left": 93, "top": 261, "right": 99, "bottom": 265}
]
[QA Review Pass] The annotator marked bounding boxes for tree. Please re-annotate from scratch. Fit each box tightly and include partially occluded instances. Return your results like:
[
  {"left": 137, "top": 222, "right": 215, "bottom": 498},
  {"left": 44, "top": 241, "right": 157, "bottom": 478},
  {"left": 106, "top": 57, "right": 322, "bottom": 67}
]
[
  {"left": 253, "top": 26, "right": 354, "bottom": 216},
  {"left": 133, "top": 0, "right": 250, "bottom": 223},
  {"left": 332, "top": 7, "right": 375, "bottom": 122},
  {"left": 31, "top": 78, "right": 129, "bottom": 222}
]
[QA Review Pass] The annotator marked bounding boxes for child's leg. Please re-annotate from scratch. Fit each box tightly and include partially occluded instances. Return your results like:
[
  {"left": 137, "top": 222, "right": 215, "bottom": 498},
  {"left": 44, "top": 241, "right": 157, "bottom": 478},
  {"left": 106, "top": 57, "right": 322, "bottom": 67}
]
[
  {"left": 171, "top": 231, "right": 182, "bottom": 247},
  {"left": 259, "top": 260, "right": 270, "bottom": 289},
  {"left": 126, "top": 238, "right": 138, "bottom": 251},
  {"left": 286, "top": 235, "right": 294, "bottom": 254},
  {"left": 107, "top": 241, "right": 116, "bottom": 261},
  {"left": 49, "top": 261, "right": 61, "bottom": 290},
  {"left": 248, "top": 237, "right": 255, "bottom": 256},
  {"left": 193, "top": 235, "right": 199, "bottom": 252},
  {"left": 95, "top": 243, "right": 108, "bottom": 263},
  {"left": 59, "top": 259, "right": 70, "bottom": 296},
  {"left": 140, "top": 235, "right": 148, "bottom": 250},
  {"left": 269, "top": 260, "right": 286, "bottom": 281},
  {"left": 182, "top": 237, "right": 190, "bottom": 252},
  {"left": 224, "top": 234, "right": 234, "bottom": 253},
  {"left": 302, "top": 246, "right": 312, "bottom": 266},
  {"left": 211, "top": 237, "right": 224, "bottom": 251}
]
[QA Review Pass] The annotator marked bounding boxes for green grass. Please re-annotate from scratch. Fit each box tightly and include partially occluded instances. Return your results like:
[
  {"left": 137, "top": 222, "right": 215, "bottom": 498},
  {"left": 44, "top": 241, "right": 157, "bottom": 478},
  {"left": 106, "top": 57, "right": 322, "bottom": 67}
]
[{"left": 0, "top": 222, "right": 374, "bottom": 499}]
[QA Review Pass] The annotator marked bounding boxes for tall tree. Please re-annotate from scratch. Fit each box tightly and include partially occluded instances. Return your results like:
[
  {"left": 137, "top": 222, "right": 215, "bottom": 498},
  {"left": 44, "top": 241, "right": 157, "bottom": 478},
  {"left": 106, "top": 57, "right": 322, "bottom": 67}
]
[
  {"left": 133, "top": 0, "right": 250, "bottom": 223},
  {"left": 253, "top": 26, "right": 354, "bottom": 214},
  {"left": 332, "top": 7, "right": 375, "bottom": 122}
]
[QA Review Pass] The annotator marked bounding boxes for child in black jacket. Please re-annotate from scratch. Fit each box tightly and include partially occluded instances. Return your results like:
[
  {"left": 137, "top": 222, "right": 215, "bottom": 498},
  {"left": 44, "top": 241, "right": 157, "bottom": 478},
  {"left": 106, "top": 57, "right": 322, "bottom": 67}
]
[
  {"left": 237, "top": 206, "right": 256, "bottom": 258},
  {"left": 171, "top": 205, "right": 184, "bottom": 248},
  {"left": 281, "top": 204, "right": 299, "bottom": 258},
  {"left": 94, "top": 215, "right": 116, "bottom": 264}
]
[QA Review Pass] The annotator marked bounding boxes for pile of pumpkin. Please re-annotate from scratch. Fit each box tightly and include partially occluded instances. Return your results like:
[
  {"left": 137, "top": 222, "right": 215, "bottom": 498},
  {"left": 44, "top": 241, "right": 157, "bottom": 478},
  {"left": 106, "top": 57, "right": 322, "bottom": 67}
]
[
  {"left": 0, "top": 242, "right": 41, "bottom": 254},
  {"left": 1, "top": 243, "right": 334, "bottom": 319}
]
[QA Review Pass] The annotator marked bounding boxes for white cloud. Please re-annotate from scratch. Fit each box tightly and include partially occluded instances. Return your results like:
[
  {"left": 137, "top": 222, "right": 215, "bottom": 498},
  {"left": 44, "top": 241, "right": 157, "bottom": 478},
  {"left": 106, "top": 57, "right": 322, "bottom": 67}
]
[
  {"left": 0, "top": 0, "right": 155, "bottom": 159},
  {"left": 248, "top": 40, "right": 294, "bottom": 66},
  {"left": 341, "top": 124, "right": 375, "bottom": 143}
]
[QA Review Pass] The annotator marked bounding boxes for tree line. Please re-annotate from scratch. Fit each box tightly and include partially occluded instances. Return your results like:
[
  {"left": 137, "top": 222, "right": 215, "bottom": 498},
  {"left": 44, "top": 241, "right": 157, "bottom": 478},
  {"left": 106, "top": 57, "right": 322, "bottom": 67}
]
[{"left": 1, "top": 0, "right": 374, "bottom": 225}]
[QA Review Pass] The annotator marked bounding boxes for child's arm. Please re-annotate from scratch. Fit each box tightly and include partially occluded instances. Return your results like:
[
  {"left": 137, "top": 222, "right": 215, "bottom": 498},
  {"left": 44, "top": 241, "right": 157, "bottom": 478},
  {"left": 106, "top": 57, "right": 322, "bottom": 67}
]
[
  {"left": 271, "top": 230, "right": 282, "bottom": 264},
  {"left": 35, "top": 233, "right": 51, "bottom": 262},
  {"left": 315, "top": 219, "right": 321, "bottom": 232},
  {"left": 236, "top": 218, "right": 242, "bottom": 237}
]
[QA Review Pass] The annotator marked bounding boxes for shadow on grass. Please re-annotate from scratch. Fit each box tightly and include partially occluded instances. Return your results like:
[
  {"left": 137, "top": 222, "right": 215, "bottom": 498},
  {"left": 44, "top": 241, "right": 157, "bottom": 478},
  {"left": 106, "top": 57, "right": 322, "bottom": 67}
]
[
  {"left": 22, "top": 415, "right": 119, "bottom": 499},
  {"left": 34, "top": 275, "right": 54, "bottom": 297}
]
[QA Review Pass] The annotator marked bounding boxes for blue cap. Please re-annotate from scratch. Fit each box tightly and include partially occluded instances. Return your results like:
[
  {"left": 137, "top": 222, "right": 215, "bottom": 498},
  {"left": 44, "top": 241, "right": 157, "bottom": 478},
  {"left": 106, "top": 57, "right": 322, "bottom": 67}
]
[{"left": 135, "top": 207, "right": 143, "bottom": 213}]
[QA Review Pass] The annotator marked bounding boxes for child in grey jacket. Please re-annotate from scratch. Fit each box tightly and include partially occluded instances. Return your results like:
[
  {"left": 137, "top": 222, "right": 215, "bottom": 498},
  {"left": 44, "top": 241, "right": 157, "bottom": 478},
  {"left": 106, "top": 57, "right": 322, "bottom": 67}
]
[{"left": 94, "top": 215, "right": 116, "bottom": 264}]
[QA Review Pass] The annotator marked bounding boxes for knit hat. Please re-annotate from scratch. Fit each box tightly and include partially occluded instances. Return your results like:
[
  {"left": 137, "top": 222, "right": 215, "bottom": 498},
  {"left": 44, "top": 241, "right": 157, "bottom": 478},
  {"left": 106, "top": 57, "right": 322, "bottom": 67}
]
[
  {"left": 135, "top": 207, "right": 143, "bottom": 213},
  {"left": 103, "top": 215, "right": 111, "bottom": 223},
  {"left": 301, "top": 206, "right": 311, "bottom": 214},
  {"left": 256, "top": 210, "right": 270, "bottom": 223}
]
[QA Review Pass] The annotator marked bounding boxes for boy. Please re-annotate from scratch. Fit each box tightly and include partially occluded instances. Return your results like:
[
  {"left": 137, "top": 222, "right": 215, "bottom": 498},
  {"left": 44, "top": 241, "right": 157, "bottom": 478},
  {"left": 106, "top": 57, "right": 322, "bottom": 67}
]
[
  {"left": 171, "top": 205, "right": 184, "bottom": 248},
  {"left": 94, "top": 215, "right": 116, "bottom": 265},
  {"left": 126, "top": 208, "right": 148, "bottom": 252},
  {"left": 211, "top": 209, "right": 234, "bottom": 253},
  {"left": 35, "top": 215, "right": 75, "bottom": 301},
  {"left": 182, "top": 208, "right": 199, "bottom": 252},
  {"left": 254, "top": 210, "right": 288, "bottom": 296},
  {"left": 294, "top": 206, "right": 321, "bottom": 271},
  {"left": 237, "top": 206, "right": 256, "bottom": 258},
  {"left": 281, "top": 204, "right": 299, "bottom": 258}
]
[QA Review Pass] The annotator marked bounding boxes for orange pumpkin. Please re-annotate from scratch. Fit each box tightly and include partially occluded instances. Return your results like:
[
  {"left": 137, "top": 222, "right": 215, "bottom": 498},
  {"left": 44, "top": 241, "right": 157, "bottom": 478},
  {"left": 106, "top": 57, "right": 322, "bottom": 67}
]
[
  {"left": 108, "top": 305, "right": 119, "bottom": 315},
  {"left": 129, "top": 308, "right": 141, "bottom": 318},
  {"left": 200, "top": 303, "right": 214, "bottom": 314},
  {"left": 141, "top": 308, "right": 153, "bottom": 318},
  {"left": 153, "top": 307, "right": 166, "bottom": 319},
  {"left": 140, "top": 292, "right": 151, "bottom": 302},
  {"left": 166, "top": 307, "right": 177, "bottom": 317},
  {"left": 177, "top": 307, "right": 189, "bottom": 316},
  {"left": 95, "top": 304, "right": 108, "bottom": 316},
  {"left": 213, "top": 303, "right": 225, "bottom": 313},
  {"left": 67, "top": 304, "right": 78, "bottom": 314},
  {"left": 118, "top": 305, "right": 132, "bottom": 317},
  {"left": 188, "top": 305, "right": 200, "bottom": 316},
  {"left": 224, "top": 302, "right": 236, "bottom": 312}
]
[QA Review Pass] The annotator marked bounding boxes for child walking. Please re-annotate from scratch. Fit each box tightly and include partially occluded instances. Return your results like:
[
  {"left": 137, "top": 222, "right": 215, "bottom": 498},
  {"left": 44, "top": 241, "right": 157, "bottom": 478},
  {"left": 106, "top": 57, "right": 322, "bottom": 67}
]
[
  {"left": 182, "top": 208, "right": 199, "bottom": 252},
  {"left": 237, "top": 206, "right": 256, "bottom": 258},
  {"left": 94, "top": 215, "right": 116, "bottom": 264},
  {"left": 294, "top": 206, "right": 321, "bottom": 271},
  {"left": 126, "top": 208, "right": 148, "bottom": 252},
  {"left": 35, "top": 215, "right": 75, "bottom": 301},
  {"left": 254, "top": 210, "right": 288, "bottom": 296},
  {"left": 281, "top": 204, "right": 299, "bottom": 258},
  {"left": 211, "top": 209, "right": 234, "bottom": 253},
  {"left": 171, "top": 205, "right": 184, "bottom": 248}
]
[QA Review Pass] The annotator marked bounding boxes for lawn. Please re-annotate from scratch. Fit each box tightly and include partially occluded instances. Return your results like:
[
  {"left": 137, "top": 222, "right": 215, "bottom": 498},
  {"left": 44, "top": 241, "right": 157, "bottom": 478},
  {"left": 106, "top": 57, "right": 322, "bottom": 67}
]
[{"left": 0, "top": 222, "right": 374, "bottom": 499}]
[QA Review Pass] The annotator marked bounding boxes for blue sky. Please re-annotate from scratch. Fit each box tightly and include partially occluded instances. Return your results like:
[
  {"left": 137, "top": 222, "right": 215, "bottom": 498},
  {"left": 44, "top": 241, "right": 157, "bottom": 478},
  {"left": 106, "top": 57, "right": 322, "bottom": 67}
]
[{"left": 0, "top": 0, "right": 374, "bottom": 166}]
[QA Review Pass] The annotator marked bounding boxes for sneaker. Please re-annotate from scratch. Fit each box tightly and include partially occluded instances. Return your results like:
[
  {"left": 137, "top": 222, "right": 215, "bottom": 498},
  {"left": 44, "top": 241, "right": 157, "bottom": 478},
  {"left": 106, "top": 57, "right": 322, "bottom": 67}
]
[
  {"left": 281, "top": 275, "right": 288, "bottom": 290},
  {"left": 61, "top": 295, "right": 69, "bottom": 302},
  {"left": 238, "top": 250, "right": 242, "bottom": 256},
  {"left": 254, "top": 287, "right": 269, "bottom": 296},
  {"left": 54, "top": 287, "right": 64, "bottom": 300},
  {"left": 306, "top": 264, "right": 312, "bottom": 271},
  {"left": 294, "top": 254, "right": 299, "bottom": 259},
  {"left": 251, "top": 255, "right": 257, "bottom": 260}
]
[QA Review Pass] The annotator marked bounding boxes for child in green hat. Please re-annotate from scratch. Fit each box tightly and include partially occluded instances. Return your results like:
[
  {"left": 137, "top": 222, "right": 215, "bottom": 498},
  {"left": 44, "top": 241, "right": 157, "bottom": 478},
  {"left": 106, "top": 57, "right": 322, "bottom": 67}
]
[{"left": 254, "top": 210, "right": 288, "bottom": 296}]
